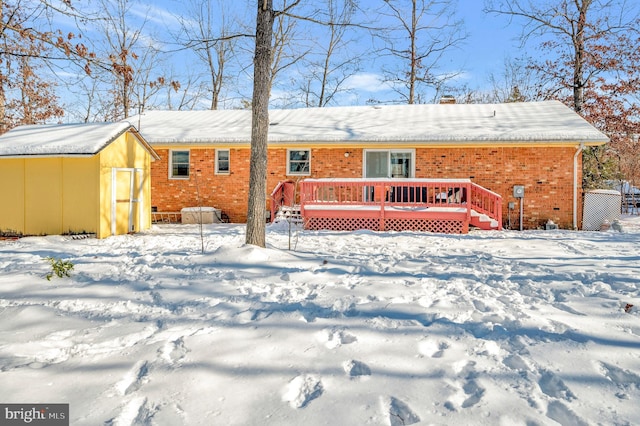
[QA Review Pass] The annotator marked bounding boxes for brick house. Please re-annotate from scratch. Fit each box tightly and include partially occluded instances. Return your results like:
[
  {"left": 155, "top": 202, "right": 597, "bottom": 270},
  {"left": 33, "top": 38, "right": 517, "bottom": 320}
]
[{"left": 135, "top": 100, "right": 608, "bottom": 230}]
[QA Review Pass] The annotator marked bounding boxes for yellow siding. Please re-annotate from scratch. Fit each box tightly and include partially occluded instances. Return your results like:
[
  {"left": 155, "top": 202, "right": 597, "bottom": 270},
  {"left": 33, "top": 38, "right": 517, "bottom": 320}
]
[
  {"left": 97, "top": 132, "right": 153, "bottom": 238},
  {"left": 0, "top": 129, "right": 152, "bottom": 239},
  {"left": 130, "top": 132, "right": 153, "bottom": 231},
  {"left": 62, "top": 157, "right": 99, "bottom": 234},
  {"left": 24, "top": 159, "right": 64, "bottom": 236},
  {"left": 0, "top": 159, "right": 25, "bottom": 234}
]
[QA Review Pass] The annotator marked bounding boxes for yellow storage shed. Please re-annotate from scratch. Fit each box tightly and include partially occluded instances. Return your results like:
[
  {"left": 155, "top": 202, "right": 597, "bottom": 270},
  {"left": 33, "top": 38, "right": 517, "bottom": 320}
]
[{"left": 0, "top": 122, "right": 159, "bottom": 239}]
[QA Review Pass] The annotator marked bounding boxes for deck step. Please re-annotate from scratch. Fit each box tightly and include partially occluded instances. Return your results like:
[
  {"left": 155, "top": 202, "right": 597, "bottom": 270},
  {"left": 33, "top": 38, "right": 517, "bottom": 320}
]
[
  {"left": 274, "top": 205, "right": 303, "bottom": 224},
  {"left": 470, "top": 209, "right": 500, "bottom": 230}
]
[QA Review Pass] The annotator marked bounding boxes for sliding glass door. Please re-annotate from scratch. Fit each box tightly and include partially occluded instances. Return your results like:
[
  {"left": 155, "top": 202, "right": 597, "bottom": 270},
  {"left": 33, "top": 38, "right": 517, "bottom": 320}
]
[
  {"left": 364, "top": 150, "right": 414, "bottom": 178},
  {"left": 364, "top": 150, "right": 414, "bottom": 201}
]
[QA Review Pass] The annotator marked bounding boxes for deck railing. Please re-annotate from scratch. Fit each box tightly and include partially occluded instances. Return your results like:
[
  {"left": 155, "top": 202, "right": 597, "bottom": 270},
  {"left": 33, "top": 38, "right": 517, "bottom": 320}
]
[
  {"left": 271, "top": 178, "right": 503, "bottom": 231},
  {"left": 299, "top": 178, "right": 472, "bottom": 206},
  {"left": 469, "top": 182, "right": 503, "bottom": 226},
  {"left": 270, "top": 180, "right": 296, "bottom": 223},
  {"left": 298, "top": 178, "right": 502, "bottom": 229}
]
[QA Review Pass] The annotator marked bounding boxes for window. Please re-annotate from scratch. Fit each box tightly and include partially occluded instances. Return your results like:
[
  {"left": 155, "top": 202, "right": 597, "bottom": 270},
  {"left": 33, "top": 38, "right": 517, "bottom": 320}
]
[
  {"left": 287, "top": 149, "right": 311, "bottom": 175},
  {"left": 170, "top": 150, "right": 190, "bottom": 178},
  {"left": 216, "top": 149, "right": 230, "bottom": 174}
]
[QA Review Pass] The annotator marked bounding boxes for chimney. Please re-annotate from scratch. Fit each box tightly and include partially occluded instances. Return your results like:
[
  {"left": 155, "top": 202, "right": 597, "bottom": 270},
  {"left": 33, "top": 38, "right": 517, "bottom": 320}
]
[{"left": 439, "top": 95, "right": 456, "bottom": 104}]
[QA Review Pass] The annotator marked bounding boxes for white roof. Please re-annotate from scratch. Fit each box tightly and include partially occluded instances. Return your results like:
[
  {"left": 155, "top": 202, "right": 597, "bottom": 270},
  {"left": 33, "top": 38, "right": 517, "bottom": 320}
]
[
  {"left": 0, "top": 122, "right": 135, "bottom": 157},
  {"left": 134, "top": 100, "right": 609, "bottom": 146}
]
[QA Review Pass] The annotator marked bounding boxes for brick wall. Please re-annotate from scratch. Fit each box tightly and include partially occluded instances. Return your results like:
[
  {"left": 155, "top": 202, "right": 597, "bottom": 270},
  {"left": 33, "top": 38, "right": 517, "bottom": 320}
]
[
  {"left": 151, "top": 145, "right": 581, "bottom": 229},
  {"left": 413, "top": 146, "right": 581, "bottom": 229}
]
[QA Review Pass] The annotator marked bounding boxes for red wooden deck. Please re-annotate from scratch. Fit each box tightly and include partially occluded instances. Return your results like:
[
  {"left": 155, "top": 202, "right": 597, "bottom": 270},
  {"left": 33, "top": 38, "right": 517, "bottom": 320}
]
[{"left": 271, "top": 178, "right": 502, "bottom": 234}]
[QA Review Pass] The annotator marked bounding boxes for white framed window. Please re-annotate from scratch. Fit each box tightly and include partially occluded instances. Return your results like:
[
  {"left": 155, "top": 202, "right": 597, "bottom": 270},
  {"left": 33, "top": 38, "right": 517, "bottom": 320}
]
[
  {"left": 364, "top": 149, "right": 415, "bottom": 178},
  {"left": 169, "top": 150, "right": 190, "bottom": 179},
  {"left": 215, "top": 149, "right": 230, "bottom": 174},
  {"left": 287, "top": 149, "right": 311, "bottom": 175}
]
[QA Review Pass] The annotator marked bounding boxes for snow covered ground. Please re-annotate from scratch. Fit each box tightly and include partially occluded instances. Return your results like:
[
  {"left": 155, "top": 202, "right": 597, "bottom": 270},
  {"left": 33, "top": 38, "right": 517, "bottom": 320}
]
[{"left": 1, "top": 217, "right": 639, "bottom": 426}]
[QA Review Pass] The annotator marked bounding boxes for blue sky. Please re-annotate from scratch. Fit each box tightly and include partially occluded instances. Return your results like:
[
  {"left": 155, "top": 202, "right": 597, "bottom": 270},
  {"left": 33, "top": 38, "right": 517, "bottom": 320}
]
[
  {"left": 455, "top": 1, "right": 522, "bottom": 80},
  {"left": 48, "top": 0, "right": 526, "bottom": 114},
  {"left": 136, "top": 0, "right": 525, "bottom": 105}
]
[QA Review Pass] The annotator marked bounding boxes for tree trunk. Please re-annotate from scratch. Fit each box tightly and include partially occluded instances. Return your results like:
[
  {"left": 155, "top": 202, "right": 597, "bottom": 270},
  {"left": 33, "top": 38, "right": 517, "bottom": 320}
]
[
  {"left": 245, "top": 0, "right": 274, "bottom": 247},
  {"left": 408, "top": 0, "right": 417, "bottom": 104},
  {"left": 572, "top": 1, "right": 588, "bottom": 114}
]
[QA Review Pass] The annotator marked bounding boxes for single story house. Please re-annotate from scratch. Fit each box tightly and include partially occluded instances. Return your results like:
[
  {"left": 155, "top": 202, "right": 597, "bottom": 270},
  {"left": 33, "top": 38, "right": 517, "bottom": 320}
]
[
  {"left": 135, "top": 100, "right": 609, "bottom": 230},
  {"left": 0, "top": 122, "right": 159, "bottom": 238}
]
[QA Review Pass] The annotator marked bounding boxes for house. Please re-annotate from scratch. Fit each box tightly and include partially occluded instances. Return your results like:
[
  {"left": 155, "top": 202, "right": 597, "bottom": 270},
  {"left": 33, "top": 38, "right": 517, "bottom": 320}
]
[
  {"left": 135, "top": 100, "right": 609, "bottom": 231},
  {"left": 0, "top": 122, "right": 159, "bottom": 238}
]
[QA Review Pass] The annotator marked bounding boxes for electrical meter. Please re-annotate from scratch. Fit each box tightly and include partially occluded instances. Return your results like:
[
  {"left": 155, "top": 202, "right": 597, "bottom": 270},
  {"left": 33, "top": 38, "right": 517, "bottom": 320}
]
[{"left": 513, "top": 185, "right": 525, "bottom": 198}]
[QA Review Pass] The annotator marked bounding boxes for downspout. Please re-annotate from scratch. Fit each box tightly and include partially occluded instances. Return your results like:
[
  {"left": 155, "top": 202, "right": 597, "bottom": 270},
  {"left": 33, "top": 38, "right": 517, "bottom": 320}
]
[{"left": 573, "top": 143, "right": 584, "bottom": 229}]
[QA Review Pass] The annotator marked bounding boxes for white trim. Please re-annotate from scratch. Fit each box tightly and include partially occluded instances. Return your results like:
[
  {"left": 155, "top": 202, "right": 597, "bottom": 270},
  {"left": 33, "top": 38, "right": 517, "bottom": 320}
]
[
  {"left": 169, "top": 149, "right": 190, "bottom": 179},
  {"left": 215, "top": 149, "right": 230, "bottom": 175}
]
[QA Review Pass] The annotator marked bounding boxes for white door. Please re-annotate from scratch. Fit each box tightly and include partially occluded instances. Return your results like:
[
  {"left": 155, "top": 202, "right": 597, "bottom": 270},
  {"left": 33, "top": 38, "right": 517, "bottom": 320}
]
[{"left": 111, "top": 168, "right": 143, "bottom": 236}]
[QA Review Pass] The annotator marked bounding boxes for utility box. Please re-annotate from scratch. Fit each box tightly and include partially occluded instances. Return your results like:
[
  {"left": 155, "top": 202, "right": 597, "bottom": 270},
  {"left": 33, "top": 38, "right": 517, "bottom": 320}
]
[
  {"left": 181, "top": 207, "right": 221, "bottom": 224},
  {"left": 545, "top": 220, "right": 558, "bottom": 230},
  {"left": 582, "top": 190, "right": 621, "bottom": 231}
]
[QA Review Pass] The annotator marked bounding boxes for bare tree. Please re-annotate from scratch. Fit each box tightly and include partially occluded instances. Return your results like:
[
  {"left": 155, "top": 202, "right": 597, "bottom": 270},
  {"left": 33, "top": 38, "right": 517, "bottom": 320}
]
[
  {"left": 69, "top": 0, "right": 178, "bottom": 121},
  {"left": 298, "top": 0, "right": 362, "bottom": 107},
  {"left": 377, "top": 0, "right": 467, "bottom": 104},
  {"left": 164, "top": 72, "right": 208, "bottom": 111},
  {"left": 245, "top": 0, "right": 276, "bottom": 247},
  {"left": 268, "top": 0, "right": 310, "bottom": 106},
  {"left": 485, "top": 56, "right": 540, "bottom": 103},
  {"left": 246, "top": 0, "right": 302, "bottom": 247},
  {"left": 175, "top": 0, "right": 240, "bottom": 110}
]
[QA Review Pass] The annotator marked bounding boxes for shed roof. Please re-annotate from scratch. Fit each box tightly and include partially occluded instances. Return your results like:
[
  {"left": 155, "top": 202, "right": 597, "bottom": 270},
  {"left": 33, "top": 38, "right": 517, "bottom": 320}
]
[
  {"left": 134, "top": 100, "right": 609, "bottom": 146},
  {"left": 0, "top": 121, "right": 158, "bottom": 158}
]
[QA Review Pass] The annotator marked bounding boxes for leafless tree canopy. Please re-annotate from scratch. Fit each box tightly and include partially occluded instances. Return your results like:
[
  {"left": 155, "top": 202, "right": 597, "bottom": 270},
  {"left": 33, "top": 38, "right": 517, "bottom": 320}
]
[{"left": 375, "top": 0, "right": 468, "bottom": 104}]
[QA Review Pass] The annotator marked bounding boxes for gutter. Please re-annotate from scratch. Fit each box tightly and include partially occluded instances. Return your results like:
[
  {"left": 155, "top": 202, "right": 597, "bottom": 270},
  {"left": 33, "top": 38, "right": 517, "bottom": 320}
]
[{"left": 573, "top": 143, "right": 584, "bottom": 229}]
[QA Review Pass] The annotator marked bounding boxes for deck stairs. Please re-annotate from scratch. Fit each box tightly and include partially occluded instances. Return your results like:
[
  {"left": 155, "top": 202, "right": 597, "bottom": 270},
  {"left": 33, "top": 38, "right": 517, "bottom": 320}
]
[
  {"left": 470, "top": 209, "right": 500, "bottom": 230},
  {"left": 273, "top": 205, "right": 303, "bottom": 225}
]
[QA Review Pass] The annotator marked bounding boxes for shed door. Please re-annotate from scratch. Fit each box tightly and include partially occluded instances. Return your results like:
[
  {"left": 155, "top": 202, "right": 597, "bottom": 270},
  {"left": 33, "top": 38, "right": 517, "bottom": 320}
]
[{"left": 111, "top": 168, "right": 143, "bottom": 236}]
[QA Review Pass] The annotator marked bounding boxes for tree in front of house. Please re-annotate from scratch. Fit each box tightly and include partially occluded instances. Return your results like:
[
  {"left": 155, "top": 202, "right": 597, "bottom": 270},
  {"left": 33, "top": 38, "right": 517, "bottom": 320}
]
[{"left": 246, "top": 0, "right": 278, "bottom": 248}]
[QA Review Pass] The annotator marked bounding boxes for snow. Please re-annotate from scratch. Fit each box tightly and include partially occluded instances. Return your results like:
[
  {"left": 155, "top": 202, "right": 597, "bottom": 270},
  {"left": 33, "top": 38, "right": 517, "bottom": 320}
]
[
  {"left": 0, "top": 122, "right": 136, "bottom": 157},
  {"left": 1, "top": 217, "right": 639, "bottom": 425},
  {"left": 135, "top": 101, "right": 609, "bottom": 145}
]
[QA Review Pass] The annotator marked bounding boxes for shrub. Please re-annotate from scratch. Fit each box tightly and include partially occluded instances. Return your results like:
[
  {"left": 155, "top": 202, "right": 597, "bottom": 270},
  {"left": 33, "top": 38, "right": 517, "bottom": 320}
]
[{"left": 45, "top": 257, "right": 74, "bottom": 281}]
